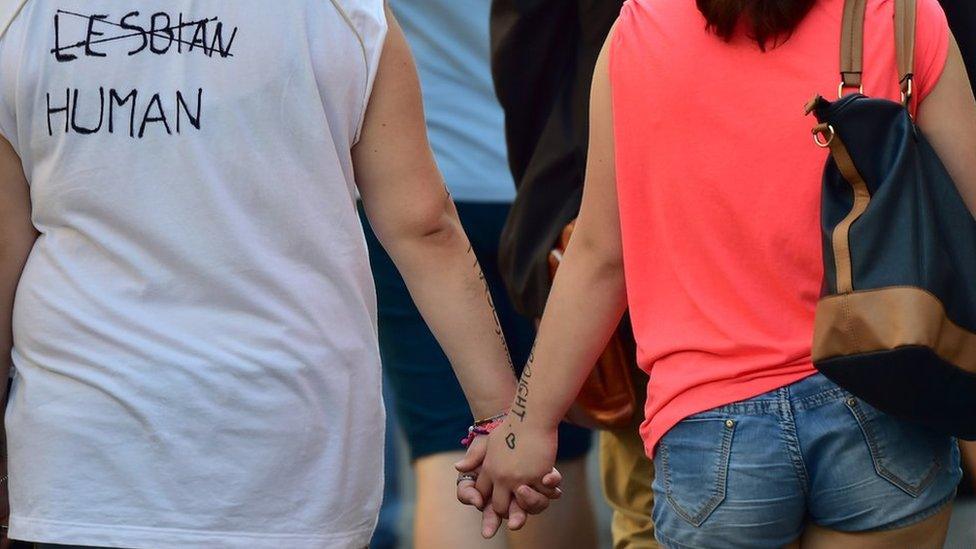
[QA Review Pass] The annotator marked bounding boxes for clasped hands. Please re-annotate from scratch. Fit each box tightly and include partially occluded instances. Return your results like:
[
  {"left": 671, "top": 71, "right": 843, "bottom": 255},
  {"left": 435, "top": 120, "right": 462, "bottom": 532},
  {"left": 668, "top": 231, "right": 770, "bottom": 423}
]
[{"left": 454, "top": 416, "right": 561, "bottom": 538}]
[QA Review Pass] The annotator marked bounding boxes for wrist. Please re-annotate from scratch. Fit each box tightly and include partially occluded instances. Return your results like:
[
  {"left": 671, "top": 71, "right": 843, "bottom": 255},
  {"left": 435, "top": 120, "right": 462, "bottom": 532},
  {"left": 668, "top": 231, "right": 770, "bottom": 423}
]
[
  {"left": 506, "top": 411, "right": 559, "bottom": 434},
  {"left": 527, "top": 414, "right": 561, "bottom": 432},
  {"left": 508, "top": 389, "right": 561, "bottom": 431},
  {"left": 470, "top": 391, "right": 517, "bottom": 421},
  {"left": 460, "top": 411, "right": 509, "bottom": 447}
]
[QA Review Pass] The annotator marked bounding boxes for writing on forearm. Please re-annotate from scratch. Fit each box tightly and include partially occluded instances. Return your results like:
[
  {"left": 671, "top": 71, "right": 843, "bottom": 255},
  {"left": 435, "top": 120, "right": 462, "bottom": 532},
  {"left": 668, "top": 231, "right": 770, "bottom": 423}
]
[
  {"left": 510, "top": 345, "right": 533, "bottom": 423},
  {"left": 505, "top": 345, "right": 536, "bottom": 450},
  {"left": 467, "top": 243, "right": 516, "bottom": 374},
  {"left": 511, "top": 366, "right": 531, "bottom": 422}
]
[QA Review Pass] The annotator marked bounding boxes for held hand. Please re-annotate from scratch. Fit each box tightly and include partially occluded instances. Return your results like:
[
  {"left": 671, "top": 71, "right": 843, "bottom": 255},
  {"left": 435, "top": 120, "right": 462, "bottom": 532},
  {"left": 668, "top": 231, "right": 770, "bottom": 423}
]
[
  {"left": 455, "top": 435, "right": 488, "bottom": 510},
  {"left": 456, "top": 436, "right": 529, "bottom": 537},
  {"left": 476, "top": 418, "right": 560, "bottom": 536},
  {"left": 476, "top": 471, "right": 562, "bottom": 538},
  {"left": 455, "top": 428, "right": 562, "bottom": 538}
]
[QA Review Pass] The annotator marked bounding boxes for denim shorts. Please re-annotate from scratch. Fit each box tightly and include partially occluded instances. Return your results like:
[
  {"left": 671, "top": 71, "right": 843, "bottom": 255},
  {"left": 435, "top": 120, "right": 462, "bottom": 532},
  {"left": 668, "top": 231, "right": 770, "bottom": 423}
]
[{"left": 652, "top": 373, "right": 962, "bottom": 548}]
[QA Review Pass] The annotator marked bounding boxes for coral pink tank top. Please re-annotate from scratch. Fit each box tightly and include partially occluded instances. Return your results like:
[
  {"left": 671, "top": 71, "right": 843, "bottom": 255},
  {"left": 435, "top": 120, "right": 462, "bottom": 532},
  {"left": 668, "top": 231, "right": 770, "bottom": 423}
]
[{"left": 610, "top": 0, "right": 949, "bottom": 458}]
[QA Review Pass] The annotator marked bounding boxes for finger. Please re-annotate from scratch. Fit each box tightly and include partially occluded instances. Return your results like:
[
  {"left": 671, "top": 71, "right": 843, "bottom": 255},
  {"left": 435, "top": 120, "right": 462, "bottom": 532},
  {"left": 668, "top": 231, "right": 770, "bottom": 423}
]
[
  {"left": 515, "top": 484, "right": 550, "bottom": 515},
  {"left": 542, "top": 467, "right": 562, "bottom": 488},
  {"left": 507, "top": 499, "right": 527, "bottom": 530},
  {"left": 491, "top": 483, "right": 512, "bottom": 517},
  {"left": 457, "top": 480, "right": 484, "bottom": 509},
  {"left": 455, "top": 440, "right": 488, "bottom": 472},
  {"left": 474, "top": 472, "right": 492, "bottom": 511},
  {"left": 526, "top": 482, "right": 561, "bottom": 500},
  {"left": 481, "top": 504, "right": 502, "bottom": 539}
]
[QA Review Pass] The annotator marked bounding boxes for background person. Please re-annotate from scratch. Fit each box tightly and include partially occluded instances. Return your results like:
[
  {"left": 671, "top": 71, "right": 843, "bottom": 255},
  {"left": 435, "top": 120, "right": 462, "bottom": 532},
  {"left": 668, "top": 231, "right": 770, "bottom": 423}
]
[
  {"left": 939, "top": 0, "right": 976, "bottom": 91},
  {"left": 487, "top": 1, "right": 657, "bottom": 547},
  {"left": 369, "top": 382, "right": 402, "bottom": 549},
  {"left": 361, "top": 0, "right": 597, "bottom": 547},
  {"left": 940, "top": 0, "right": 976, "bottom": 546},
  {"left": 936, "top": 4, "right": 976, "bottom": 539},
  {"left": 474, "top": 0, "right": 976, "bottom": 547}
]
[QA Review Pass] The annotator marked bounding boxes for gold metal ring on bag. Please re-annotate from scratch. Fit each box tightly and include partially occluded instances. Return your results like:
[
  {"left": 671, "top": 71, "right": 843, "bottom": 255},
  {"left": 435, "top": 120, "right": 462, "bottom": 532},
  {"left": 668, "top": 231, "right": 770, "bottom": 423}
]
[
  {"left": 901, "top": 77, "right": 914, "bottom": 106},
  {"left": 813, "top": 124, "right": 836, "bottom": 148},
  {"left": 838, "top": 82, "right": 864, "bottom": 98}
]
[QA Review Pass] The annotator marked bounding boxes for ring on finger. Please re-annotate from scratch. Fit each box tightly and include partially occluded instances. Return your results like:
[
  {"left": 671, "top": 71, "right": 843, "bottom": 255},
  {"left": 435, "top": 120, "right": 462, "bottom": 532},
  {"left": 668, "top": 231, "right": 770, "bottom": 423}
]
[{"left": 456, "top": 472, "right": 478, "bottom": 485}]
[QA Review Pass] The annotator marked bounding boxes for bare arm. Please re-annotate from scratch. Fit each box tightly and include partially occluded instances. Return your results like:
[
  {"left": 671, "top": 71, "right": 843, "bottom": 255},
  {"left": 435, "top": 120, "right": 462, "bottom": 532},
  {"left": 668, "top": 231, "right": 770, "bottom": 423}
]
[
  {"left": 0, "top": 134, "right": 35, "bottom": 539},
  {"left": 0, "top": 135, "right": 33, "bottom": 404},
  {"left": 478, "top": 31, "right": 627, "bottom": 519},
  {"left": 353, "top": 11, "right": 516, "bottom": 418},
  {"left": 499, "top": 38, "right": 626, "bottom": 434},
  {"left": 918, "top": 34, "right": 976, "bottom": 216}
]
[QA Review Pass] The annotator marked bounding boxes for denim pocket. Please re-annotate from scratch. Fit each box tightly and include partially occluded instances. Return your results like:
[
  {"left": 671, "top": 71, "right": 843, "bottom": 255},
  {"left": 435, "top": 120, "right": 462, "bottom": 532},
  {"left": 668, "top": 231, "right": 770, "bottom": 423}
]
[
  {"left": 659, "top": 417, "right": 736, "bottom": 527},
  {"left": 845, "top": 397, "right": 949, "bottom": 497}
]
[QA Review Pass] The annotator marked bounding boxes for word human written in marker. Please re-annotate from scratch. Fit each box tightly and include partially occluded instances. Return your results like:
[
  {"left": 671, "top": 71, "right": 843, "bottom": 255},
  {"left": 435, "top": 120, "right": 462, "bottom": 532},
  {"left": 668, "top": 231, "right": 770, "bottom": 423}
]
[
  {"left": 47, "top": 87, "right": 202, "bottom": 139},
  {"left": 45, "top": 9, "right": 238, "bottom": 138}
]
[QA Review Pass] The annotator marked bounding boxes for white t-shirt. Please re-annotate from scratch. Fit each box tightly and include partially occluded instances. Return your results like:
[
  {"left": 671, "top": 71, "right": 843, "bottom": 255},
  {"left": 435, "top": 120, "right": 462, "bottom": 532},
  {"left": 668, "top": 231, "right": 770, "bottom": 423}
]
[{"left": 0, "top": 2, "right": 388, "bottom": 548}]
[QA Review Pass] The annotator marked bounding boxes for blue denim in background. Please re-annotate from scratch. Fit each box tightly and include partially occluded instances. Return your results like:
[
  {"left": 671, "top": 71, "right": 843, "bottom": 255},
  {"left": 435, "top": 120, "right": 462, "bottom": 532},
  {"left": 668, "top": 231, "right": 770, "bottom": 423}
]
[{"left": 369, "top": 379, "right": 401, "bottom": 549}]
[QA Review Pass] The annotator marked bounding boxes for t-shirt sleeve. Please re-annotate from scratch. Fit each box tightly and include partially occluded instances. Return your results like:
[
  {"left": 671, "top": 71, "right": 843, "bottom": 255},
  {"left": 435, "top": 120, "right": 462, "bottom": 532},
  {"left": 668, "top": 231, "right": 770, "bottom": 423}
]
[
  {"left": 609, "top": 0, "right": 639, "bottom": 92},
  {"left": 912, "top": 0, "right": 950, "bottom": 108},
  {"left": 0, "top": 1, "right": 28, "bottom": 149},
  {"left": 350, "top": 0, "right": 388, "bottom": 144}
]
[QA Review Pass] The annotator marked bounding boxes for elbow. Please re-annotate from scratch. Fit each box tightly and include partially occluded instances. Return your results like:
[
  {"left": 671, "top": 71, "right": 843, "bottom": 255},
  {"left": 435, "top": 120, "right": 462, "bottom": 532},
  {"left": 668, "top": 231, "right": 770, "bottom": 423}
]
[
  {"left": 571, "top": 231, "right": 624, "bottom": 280},
  {"left": 374, "top": 193, "right": 465, "bottom": 255},
  {"left": 415, "top": 208, "right": 462, "bottom": 247},
  {"left": 594, "top": 248, "right": 625, "bottom": 282}
]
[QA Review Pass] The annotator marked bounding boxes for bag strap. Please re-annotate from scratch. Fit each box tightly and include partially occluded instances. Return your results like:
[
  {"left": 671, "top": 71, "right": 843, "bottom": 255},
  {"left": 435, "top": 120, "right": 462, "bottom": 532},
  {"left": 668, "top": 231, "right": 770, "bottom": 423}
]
[
  {"left": 838, "top": 0, "right": 917, "bottom": 104},
  {"left": 840, "top": 0, "right": 868, "bottom": 94},
  {"left": 894, "top": 0, "right": 917, "bottom": 103}
]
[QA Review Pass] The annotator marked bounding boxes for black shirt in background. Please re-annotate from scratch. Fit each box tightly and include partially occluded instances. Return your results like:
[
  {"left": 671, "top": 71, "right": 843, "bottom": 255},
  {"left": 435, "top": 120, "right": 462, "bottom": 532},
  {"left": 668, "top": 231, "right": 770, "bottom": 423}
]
[
  {"left": 938, "top": 0, "right": 976, "bottom": 500},
  {"left": 940, "top": 0, "right": 976, "bottom": 93},
  {"left": 490, "top": 0, "right": 623, "bottom": 318}
]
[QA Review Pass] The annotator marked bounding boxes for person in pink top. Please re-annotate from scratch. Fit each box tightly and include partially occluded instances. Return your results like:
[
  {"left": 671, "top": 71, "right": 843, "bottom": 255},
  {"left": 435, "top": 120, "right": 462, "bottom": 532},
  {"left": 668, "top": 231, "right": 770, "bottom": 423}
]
[{"left": 460, "top": 0, "right": 976, "bottom": 546}]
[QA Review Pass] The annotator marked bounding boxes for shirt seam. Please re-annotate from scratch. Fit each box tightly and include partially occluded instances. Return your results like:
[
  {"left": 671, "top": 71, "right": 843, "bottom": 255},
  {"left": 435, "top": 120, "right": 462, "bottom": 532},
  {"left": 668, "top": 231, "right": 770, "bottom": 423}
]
[
  {"left": 0, "top": 0, "right": 28, "bottom": 40},
  {"left": 326, "top": 0, "right": 371, "bottom": 144}
]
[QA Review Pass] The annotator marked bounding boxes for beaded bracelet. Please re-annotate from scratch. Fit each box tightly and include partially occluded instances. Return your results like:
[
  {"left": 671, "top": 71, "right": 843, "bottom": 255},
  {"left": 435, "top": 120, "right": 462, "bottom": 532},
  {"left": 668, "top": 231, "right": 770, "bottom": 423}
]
[
  {"left": 460, "top": 411, "right": 508, "bottom": 447},
  {"left": 474, "top": 411, "right": 508, "bottom": 427}
]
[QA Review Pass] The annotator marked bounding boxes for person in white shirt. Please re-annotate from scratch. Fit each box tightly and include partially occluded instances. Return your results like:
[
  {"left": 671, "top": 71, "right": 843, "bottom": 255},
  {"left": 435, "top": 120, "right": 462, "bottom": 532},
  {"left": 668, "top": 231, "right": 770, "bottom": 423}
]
[{"left": 0, "top": 2, "right": 557, "bottom": 548}]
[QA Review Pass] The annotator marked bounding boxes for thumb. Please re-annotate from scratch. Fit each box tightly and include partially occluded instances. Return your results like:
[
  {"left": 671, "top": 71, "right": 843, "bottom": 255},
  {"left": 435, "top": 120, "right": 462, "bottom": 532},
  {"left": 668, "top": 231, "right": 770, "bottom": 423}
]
[{"left": 454, "top": 439, "right": 488, "bottom": 472}]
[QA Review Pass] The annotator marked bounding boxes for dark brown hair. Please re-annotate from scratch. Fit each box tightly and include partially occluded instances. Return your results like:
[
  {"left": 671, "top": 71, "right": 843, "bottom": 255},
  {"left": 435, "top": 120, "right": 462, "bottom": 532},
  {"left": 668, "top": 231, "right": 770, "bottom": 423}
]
[{"left": 697, "top": 0, "right": 817, "bottom": 50}]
